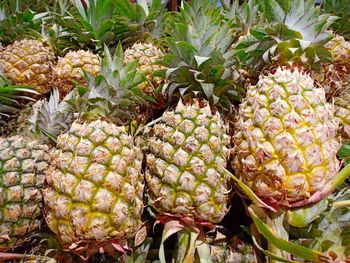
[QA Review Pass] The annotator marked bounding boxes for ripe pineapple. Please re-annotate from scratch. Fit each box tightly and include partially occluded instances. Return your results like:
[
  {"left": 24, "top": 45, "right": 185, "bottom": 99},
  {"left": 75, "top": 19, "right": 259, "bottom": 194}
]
[
  {"left": 0, "top": 39, "right": 55, "bottom": 95},
  {"left": 232, "top": 68, "right": 341, "bottom": 206},
  {"left": 43, "top": 44, "right": 148, "bottom": 256},
  {"left": 334, "top": 86, "right": 350, "bottom": 140},
  {"left": 0, "top": 77, "right": 47, "bottom": 251},
  {"left": 144, "top": 0, "right": 242, "bottom": 260},
  {"left": 322, "top": 36, "right": 350, "bottom": 139},
  {"left": 53, "top": 50, "right": 100, "bottom": 96}
]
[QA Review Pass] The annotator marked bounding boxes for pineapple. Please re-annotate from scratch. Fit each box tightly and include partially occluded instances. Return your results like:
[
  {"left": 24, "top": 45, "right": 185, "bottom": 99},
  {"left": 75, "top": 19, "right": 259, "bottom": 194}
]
[
  {"left": 144, "top": 0, "right": 241, "bottom": 260},
  {"left": 334, "top": 86, "right": 350, "bottom": 140},
  {"left": 52, "top": 50, "right": 100, "bottom": 96},
  {"left": 146, "top": 0, "right": 236, "bottom": 224},
  {"left": 43, "top": 44, "right": 148, "bottom": 257},
  {"left": 0, "top": 39, "right": 55, "bottom": 95},
  {"left": 146, "top": 99, "right": 230, "bottom": 222},
  {"left": 232, "top": 68, "right": 341, "bottom": 206},
  {"left": 0, "top": 136, "right": 49, "bottom": 251},
  {"left": 323, "top": 35, "right": 350, "bottom": 140},
  {"left": 115, "top": 0, "right": 168, "bottom": 105},
  {"left": 321, "top": 35, "right": 350, "bottom": 96},
  {"left": 0, "top": 79, "right": 41, "bottom": 248},
  {"left": 0, "top": 88, "right": 70, "bottom": 251}
]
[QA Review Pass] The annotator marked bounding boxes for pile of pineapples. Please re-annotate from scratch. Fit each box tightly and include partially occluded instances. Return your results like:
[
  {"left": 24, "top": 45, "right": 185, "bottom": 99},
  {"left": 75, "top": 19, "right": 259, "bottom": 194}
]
[{"left": 0, "top": 0, "right": 350, "bottom": 262}]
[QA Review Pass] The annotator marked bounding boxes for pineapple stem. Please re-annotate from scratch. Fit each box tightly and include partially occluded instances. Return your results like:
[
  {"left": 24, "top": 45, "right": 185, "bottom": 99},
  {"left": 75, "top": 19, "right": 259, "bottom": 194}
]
[
  {"left": 224, "top": 168, "right": 277, "bottom": 212},
  {"left": 251, "top": 235, "right": 299, "bottom": 263},
  {"left": 333, "top": 200, "right": 350, "bottom": 209},
  {"left": 248, "top": 206, "right": 333, "bottom": 262},
  {"left": 268, "top": 213, "right": 290, "bottom": 263}
]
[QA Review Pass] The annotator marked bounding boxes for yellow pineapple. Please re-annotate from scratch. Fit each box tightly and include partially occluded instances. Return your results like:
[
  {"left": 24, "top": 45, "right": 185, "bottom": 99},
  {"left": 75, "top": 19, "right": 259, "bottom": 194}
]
[
  {"left": 53, "top": 50, "right": 100, "bottom": 96},
  {"left": 0, "top": 39, "right": 55, "bottom": 95}
]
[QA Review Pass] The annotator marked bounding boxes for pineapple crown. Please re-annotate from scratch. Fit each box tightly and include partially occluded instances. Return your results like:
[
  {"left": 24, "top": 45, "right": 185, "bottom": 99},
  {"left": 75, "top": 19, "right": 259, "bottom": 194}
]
[
  {"left": 113, "top": 0, "right": 168, "bottom": 46},
  {"left": 220, "top": 0, "right": 265, "bottom": 41},
  {"left": 322, "top": 0, "right": 350, "bottom": 39},
  {"left": 66, "top": 43, "right": 150, "bottom": 124},
  {"left": 235, "top": 0, "right": 339, "bottom": 74},
  {"left": 162, "top": 0, "right": 243, "bottom": 113},
  {"left": 0, "top": 0, "right": 49, "bottom": 45},
  {"left": 52, "top": 0, "right": 120, "bottom": 52},
  {"left": 27, "top": 88, "right": 74, "bottom": 142}
]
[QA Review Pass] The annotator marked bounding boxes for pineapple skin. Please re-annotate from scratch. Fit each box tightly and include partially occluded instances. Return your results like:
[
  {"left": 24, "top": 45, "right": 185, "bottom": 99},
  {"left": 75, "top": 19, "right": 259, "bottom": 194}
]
[
  {"left": 0, "top": 136, "right": 49, "bottom": 250},
  {"left": 334, "top": 86, "right": 350, "bottom": 140},
  {"left": 0, "top": 39, "right": 55, "bottom": 95},
  {"left": 124, "top": 42, "right": 165, "bottom": 93},
  {"left": 146, "top": 100, "right": 231, "bottom": 223},
  {"left": 322, "top": 35, "right": 350, "bottom": 97},
  {"left": 43, "top": 120, "right": 144, "bottom": 249},
  {"left": 232, "top": 68, "right": 340, "bottom": 206},
  {"left": 53, "top": 50, "right": 100, "bottom": 96},
  {"left": 323, "top": 36, "right": 350, "bottom": 139}
]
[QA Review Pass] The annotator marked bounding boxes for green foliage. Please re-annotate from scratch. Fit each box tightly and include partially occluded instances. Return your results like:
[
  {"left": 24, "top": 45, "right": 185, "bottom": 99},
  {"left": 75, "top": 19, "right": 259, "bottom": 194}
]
[
  {"left": 322, "top": 0, "right": 350, "bottom": 39},
  {"left": 113, "top": 0, "right": 168, "bottom": 46},
  {"left": 162, "top": 0, "right": 243, "bottom": 112},
  {"left": 0, "top": 75, "right": 37, "bottom": 117},
  {"left": 52, "top": 0, "right": 120, "bottom": 52},
  {"left": 234, "top": 0, "right": 338, "bottom": 74},
  {"left": 27, "top": 89, "right": 74, "bottom": 141},
  {"left": 221, "top": 0, "right": 265, "bottom": 41},
  {"left": 289, "top": 188, "right": 350, "bottom": 261},
  {"left": 0, "top": 1, "right": 48, "bottom": 44}
]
